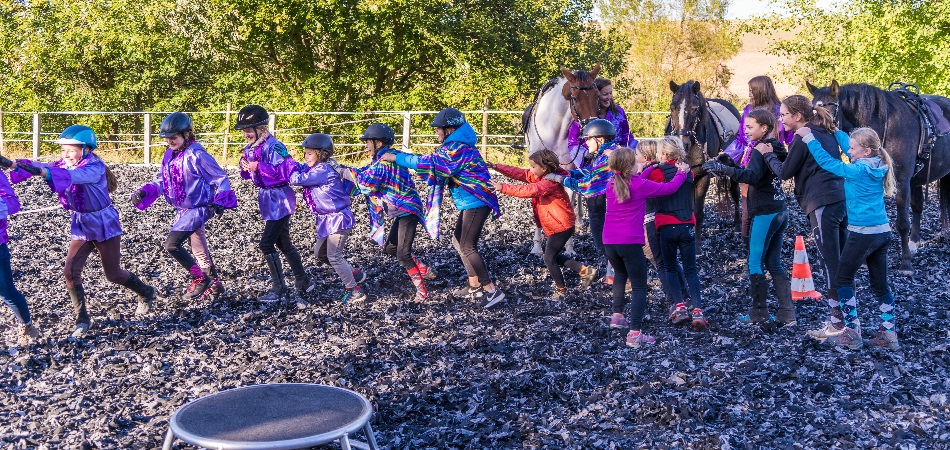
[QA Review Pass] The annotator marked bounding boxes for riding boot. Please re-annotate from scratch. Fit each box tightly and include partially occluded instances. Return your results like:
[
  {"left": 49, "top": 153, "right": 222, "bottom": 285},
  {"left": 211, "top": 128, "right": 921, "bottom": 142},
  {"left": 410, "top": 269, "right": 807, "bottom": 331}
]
[
  {"left": 69, "top": 286, "right": 91, "bottom": 337},
  {"left": 772, "top": 272, "right": 796, "bottom": 325},
  {"left": 122, "top": 273, "right": 156, "bottom": 315},
  {"left": 284, "top": 250, "right": 313, "bottom": 296},
  {"left": 748, "top": 274, "right": 769, "bottom": 323},
  {"left": 259, "top": 252, "right": 288, "bottom": 302}
]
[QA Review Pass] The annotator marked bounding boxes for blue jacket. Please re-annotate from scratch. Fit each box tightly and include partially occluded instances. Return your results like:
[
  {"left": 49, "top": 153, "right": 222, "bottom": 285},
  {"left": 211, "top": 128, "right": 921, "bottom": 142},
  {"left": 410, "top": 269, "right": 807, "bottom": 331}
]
[{"left": 803, "top": 132, "right": 889, "bottom": 227}]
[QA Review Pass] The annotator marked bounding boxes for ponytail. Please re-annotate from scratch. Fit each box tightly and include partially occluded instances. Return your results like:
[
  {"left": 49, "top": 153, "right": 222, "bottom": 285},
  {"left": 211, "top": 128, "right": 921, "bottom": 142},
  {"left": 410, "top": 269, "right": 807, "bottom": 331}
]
[
  {"left": 811, "top": 105, "right": 838, "bottom": 134},
  {"left": 879, "top": 147, "right": 897, "bottom": 196},
  {"left": 105, "top": 164, "right": 118, "bottom": 193}
]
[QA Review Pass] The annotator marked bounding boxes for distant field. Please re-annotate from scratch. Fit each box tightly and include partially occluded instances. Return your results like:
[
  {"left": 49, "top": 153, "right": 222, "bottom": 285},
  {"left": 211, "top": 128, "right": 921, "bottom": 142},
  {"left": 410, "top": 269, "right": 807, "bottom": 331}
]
[{"left": 726, "top": 25, "right": 803, "bottom": 99}]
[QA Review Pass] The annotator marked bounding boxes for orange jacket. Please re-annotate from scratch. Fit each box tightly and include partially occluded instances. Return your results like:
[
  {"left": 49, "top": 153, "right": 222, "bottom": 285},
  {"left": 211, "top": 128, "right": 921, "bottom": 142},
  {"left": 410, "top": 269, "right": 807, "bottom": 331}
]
[{"left": 494, "top": 164, "right": 575, "bottom": 236}]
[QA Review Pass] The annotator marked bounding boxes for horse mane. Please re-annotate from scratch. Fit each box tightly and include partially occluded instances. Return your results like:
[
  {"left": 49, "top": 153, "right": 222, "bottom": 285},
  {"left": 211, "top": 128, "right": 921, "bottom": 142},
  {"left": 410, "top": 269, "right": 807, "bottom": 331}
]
[{"left": 836, "top": 83, "right": 897, "bottom": 130}]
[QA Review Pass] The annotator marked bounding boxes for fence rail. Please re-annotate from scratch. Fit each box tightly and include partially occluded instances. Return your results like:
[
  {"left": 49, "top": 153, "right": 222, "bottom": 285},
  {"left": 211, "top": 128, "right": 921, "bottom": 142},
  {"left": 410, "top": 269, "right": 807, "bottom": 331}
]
[{"left": 0, "top": 108, "right": 669, "bottom": 165}]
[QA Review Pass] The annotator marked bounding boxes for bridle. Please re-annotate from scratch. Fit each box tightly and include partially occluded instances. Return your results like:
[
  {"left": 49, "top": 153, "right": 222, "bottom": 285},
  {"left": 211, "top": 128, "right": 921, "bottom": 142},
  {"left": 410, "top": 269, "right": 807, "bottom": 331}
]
[
  {"left": 670, "top": 94, "right": 704, "bottom": 151},
  {"left": 568, "top": 79, "right": 601, "bottom": 127}
]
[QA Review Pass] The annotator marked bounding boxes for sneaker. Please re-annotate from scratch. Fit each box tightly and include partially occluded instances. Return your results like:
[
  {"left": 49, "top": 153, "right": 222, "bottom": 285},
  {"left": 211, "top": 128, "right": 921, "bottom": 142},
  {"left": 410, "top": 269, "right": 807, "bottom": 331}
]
[
  {"left": 473, "top": 287, "right": 506, "bottom": 309},
  {"left": 691, "top": 308, "right": 708, "bottom": 331},
  {"left": 550, "top": 286, "right": 569, "bottom": 301},
  {"left": 823, "top": 327, "right": 863, "bottom": 350},
  {"left": 738, "top": 314, "right": 777, "bottom": 326},
  {"left": 453, "top": 283, "right": 476, "bottom": 299},
  {"left": 578, "top": 267, "right": 602, "bottom": 290},
  {"left": 134, "top": 300, "right": 152, "bottom": 316},
  {"left": 421, "top": 265, "right": 438, "bottom": 281},
  {"left": 71, "top": 321, "right": 91, "bottom": 338},
  {"left": 609, "top": 313, "right": 629, "bottom": 329},
  {"left": 669, "top": 304, "right": 689, "bottom": 325},
  {"left": 868, "top": 330, "right": 900, "bottom": 350},
  {"left": 352, "top": 268, "right": 367, "bottom": 284},
  {"left": 257, "top": 288, "right": 285, "bottom": 303},
  {"left": 17, "top": 324, "right": 40, "bottom": 346},
  {"left": 806, "top": 321, "right": 846, "bottom": 341},
  {"left": 625, "top": 330, "right": 656, "bottom": 348},
  {"left": 604, "top": 275, "right": 614, "bottom": 286},
  {"left": 183, "top": 276, "right": 212, "bottom": 301},
  {"left": 341, "top": 285, "right": 366, "bottom": 303},
  {"left": 776, "top": 319, "right": 797, "bottom": 328},
  {"left": 413, "top": 290, "right": 428, "bottom": 302},
  {"left": 202, "top": 279, "right": 223, "bottom": 300}
]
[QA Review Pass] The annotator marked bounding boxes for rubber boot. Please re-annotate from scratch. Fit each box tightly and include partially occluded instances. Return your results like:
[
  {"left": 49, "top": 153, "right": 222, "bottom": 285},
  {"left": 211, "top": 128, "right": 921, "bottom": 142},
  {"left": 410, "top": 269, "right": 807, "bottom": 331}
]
[
  {"left": 748, "top": 274, "right": 769, "bottom": 323},
  {"left": 259, "top": 253, "right": 287, "bottom": 302},
  {"left": 284, "top": 250, "right": 313, "bottom": 297},
  {"left": 123, "top": 273, "right": 156, "bottom": 316},
  {"left": 68, "top": 286, "right": 91, "bottom": 337},
  {"left": 772, "top": 272, "right": 796, "bottom": 325}
]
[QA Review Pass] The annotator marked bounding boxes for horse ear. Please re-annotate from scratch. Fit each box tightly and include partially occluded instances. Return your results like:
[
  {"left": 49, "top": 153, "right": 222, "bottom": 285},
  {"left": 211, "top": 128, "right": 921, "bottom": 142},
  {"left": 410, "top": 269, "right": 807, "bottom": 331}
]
[
  {"left": 560, "top": 66, "right": 575, "bottom": 82},
  {"left": 692, "top": 81, "right": 701, "bottom": 94},
  {"left": 590, "top": 63, "right": 601, "bottom": 78},
  {"left": 806, "top": 81, "right": 819, "bottom": 95},
  {"left": 830, "top": 80, "right": 840, "bottom": 98},
  {"left": 669, "top": 81, "right": 679, "bottom": 93}
]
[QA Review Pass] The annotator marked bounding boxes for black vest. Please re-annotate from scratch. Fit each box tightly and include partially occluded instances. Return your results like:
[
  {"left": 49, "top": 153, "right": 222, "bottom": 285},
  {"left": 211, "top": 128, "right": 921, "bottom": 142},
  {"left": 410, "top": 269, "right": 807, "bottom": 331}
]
[{"left": 653, "top": 164, "right": 694, "bottom": 221}]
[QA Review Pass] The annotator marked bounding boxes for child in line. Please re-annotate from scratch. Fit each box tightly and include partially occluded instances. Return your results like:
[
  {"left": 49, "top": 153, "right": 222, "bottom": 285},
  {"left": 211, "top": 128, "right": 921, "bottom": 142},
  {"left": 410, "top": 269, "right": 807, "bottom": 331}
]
[
  {"left": 799, "top": 126, "right": 898, "bottom": 350},
  {"left": 0, "top": 155, "right": 40, "bottom": 345},
  {"left": 133, "top": 113, "right": 236, "bottom": 301},
  {"left": 704, "top": 108, "right": 795, "bottom": 328},
  {"left": 603, "top": 145, "right": 690, "bottom": 347},
  {"left": 350, "top": 123, "right": 434, "bottom": 302},
  {"left": 14, "top": 125, "right": 155, "bottom": 337},
  {"left": 650, "top": 137, "right": 707, "bottom": 331},
  {"left": 380, "top": 108, "right": 505, "bottom": 309},
  {"left": 237, "top": 105, "right": 312, "bottom": 302},
  {"left": 290, "top": 133, "right": 366, "bottom": 303},
  {"left": 757, "top": 96, "right": 849, "bottom": 339},
  {"left": 489, "top": 149, "right": 600, "bottom": 299}
]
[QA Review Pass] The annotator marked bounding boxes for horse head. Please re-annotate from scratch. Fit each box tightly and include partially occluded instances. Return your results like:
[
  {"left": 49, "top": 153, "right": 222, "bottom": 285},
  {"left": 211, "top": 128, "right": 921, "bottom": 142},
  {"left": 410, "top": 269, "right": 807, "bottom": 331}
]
[
  {"left": 668, "top": 80, "right": 710, "bottom": 165},
  {"left": 560, "top": 64, "right": 601, "bottom": 126},
  {"left": 807, "top": 80, "right": 854, "bottom": 130}
]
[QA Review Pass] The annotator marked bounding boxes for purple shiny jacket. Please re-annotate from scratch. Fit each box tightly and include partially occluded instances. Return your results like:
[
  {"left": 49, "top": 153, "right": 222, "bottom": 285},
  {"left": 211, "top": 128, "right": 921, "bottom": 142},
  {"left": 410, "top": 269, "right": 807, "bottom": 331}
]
[
  {"left": 12, "top": 154, "right": 122, "bottom": 242},
  {"left": 567, "top": 106, "right": 636, "bottom": 165},
  {"left": 135, "top": 141, "right": 238, "bottom": 232},
  {"left": 240, "top": 135, "right": 297, "bottom": 221},
  {"left": 290, "top": 161, "right": 355, "bottom": 239},
  {"left": 0, "top": 171, "right": 22, "bottom": 245}
]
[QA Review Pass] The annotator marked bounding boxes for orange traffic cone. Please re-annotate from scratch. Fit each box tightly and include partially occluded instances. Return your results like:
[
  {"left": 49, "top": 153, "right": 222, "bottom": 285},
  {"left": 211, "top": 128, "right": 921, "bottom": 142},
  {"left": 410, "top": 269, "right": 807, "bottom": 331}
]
[{"left": 791, "top": 235, "right": 822, "bottom": 301}]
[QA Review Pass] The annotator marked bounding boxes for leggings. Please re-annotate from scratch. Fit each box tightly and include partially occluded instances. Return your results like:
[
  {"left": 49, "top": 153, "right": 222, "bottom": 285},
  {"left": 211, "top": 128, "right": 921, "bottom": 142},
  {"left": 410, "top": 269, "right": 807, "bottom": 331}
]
[
  {"left": 586, "top": 194, "right": 607, "bottom": 254},
  {"left": 385, "top": 214, "right": 419, "bottom": 270},
  {"left": 0, "top": 243, "right": 31, "bottom": 325},
  {"left": 260, "top": 215, "right": 296, "bottom": 256},
  {"left": 748, "top": 211, "right": 788, "bottom": 276},
  {"left": 315, "top": 229, "right": 357, "bottom": 289},
  {"left": 452, "top": 206, "right": 491, "bottom": 285},
  {"left": 544, "top": 228, "right": 583, "bottom": 289},
  {"left": 836, "top": 231, "right": 893, "bottom": 331},
  {"left": 64, "top": 236, "right": 131, "bottom": 288},
  {"left": 165, "top": 225, "right": 214, "bottom": 268},
  {"left": 604, "top": 244, "right": 649, "bottom": 330},
  {"left": 807, "top": 201, "right": 848, "bottom": 297}
]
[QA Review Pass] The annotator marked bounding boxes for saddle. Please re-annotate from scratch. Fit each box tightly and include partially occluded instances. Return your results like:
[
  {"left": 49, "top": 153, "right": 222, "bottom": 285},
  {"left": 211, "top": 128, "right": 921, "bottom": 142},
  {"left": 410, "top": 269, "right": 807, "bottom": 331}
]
[{"left": 889, "top": 82, "right": 950, "bottom": 175}]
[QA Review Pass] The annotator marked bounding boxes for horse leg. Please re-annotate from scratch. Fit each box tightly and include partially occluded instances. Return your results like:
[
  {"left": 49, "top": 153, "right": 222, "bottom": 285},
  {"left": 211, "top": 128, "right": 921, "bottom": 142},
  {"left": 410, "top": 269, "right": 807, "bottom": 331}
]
[
  {"left": 731, "top": 180, "right": 742, "bottom": 233},
  {"left": 910, "top": 184, "right": 924, "bottom": 254},
  {"left": 564, "top": 236, "right": 575, "bottom": 257},
  {"left": 531, "top": 227, "right": 544, "bottom": 257},
  {"left": 941, "top": 176, "right": 950, "bottom": 233},
  {"left": 895, "top": 181, "right": 915, "bottom": 274},
  {"left": 693, "top": 173, "right": 711, "bottom": 256}
]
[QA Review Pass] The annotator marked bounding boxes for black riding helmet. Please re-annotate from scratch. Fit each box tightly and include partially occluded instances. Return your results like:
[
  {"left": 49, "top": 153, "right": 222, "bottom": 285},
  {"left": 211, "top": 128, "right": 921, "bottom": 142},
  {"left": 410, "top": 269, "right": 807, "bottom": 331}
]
[
  {"left": 302, "top": 133, "right": 334, "bottom": 155},
  {"left": 429, "top": 107, "right": 466, "bottom": 128},
  {"left": 582, "top": 118, "right": 616, "bottom": 140},
  {"left": 158, "top": 112, "right": 193, "bottom": 138},
  {"left": 359, "top": 123, "right": 396, "bottom": 145},
  {"left": 235, "top": 105, "right": 269, "bottom": 130}
]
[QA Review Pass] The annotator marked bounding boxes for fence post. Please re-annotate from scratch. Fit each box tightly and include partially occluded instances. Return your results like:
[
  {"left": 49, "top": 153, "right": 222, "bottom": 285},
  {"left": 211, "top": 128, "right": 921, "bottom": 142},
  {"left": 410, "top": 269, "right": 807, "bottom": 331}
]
[
  {"left": 481, "top": 98, "right": 489, "bottom": 154},
  {"left": 268, "top": 113, "right": 276, "bottom": 135},
  {"left": 223, "top": 102, "right": 232, "bottom": 162},
  {"left": 0, "top": 108, "right": 4, "bottom": 155},
  {"left": 143, "top": 113, "right": 151, "bottom": 164},
  {"left": 401, "top": 112, "right": 411, "bottom": 152},
  {"left": 32, "top": 113, "right": 40, "bottom": 158}
]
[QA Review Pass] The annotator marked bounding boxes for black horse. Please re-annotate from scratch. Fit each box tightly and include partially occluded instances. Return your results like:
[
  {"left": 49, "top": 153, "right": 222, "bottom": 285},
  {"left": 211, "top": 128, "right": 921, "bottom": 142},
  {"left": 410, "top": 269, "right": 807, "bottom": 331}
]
[
  {"left": 808, "top": 80, "right": 950, "bottom": 274},
  {"left": 667, "top": 80, "right": 742, "bottom": 253}
]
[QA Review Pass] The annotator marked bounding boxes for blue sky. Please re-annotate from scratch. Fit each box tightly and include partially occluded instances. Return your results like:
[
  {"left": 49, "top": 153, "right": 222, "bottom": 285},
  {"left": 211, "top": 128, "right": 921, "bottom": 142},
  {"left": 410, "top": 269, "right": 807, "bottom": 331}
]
[{"left": 727, "top": 0, "right": 839, "bottom": 19}]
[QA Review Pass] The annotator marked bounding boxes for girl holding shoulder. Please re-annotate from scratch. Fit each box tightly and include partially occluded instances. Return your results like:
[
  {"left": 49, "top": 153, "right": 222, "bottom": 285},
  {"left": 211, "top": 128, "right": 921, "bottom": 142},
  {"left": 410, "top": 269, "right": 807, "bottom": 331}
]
[
  {"left": 133, "top": 113, "right": 236, "bottom": 301},
  {"left": 603, "top": 145, "right": 690, "bottom": 347},
  {"left": 489, "top": 149, "right": 600, "bottom": 299},
  {"left": 797, "top": 126, "right": 898, "bottom": 350},
  {"left": 14, "top": 125, "right": 155, "bottom": 337}
]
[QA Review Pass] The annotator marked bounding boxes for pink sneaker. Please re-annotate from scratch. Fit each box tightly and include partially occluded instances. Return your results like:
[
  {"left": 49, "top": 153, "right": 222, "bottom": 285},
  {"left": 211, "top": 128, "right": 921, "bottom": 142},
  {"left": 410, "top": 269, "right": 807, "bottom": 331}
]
[
  {"left": 626, "top": 330, "right": 656, "bottom": 348},
  {"left": 609, "top": 313, "right": 629, "bottom": 329}
]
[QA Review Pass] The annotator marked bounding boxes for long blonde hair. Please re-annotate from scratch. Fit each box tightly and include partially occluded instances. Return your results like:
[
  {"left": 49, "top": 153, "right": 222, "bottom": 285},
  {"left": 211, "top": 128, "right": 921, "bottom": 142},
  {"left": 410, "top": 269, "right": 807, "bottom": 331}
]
[
  {"left": 850, "top": 127, "right": 896, "bottom": 196},
  {"left": 608, "top": 147, "right": 637, "bottom": 202},
  {"left": 636, "top": 139, "right": 659, "bottom": 163},
  {"left": 658, "top": 137, "right": 687, "bottom": 163}
]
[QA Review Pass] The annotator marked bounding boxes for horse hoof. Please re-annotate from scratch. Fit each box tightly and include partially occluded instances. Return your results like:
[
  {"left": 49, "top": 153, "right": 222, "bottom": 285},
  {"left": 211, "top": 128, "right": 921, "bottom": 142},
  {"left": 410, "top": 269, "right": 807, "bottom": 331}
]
[{"left": 899, "top": 269, "right": 915, "bottom": 276}]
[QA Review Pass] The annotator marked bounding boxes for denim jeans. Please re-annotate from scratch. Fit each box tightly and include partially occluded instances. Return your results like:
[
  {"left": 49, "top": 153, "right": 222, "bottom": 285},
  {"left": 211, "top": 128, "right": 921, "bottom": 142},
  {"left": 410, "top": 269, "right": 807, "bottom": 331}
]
[
  {"left": 748, "top": 211, "right": 788, "bottom": 276},
  {"left": 659, "top": 224, "right": 704, "bottom": 309},
  {"left": 0, "top": 243, "right": 31, "bottom": 324}
]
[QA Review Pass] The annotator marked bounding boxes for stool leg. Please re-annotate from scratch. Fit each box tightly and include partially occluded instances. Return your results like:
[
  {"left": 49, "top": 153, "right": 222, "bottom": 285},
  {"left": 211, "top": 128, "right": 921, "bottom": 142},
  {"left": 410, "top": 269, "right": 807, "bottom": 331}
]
[
  {"left": 162, "top": 428, "right": 175, "bottom": 450},
  {"left": 363, "top": 422, "right": 380, "bottom": 450},
  {"left": 340, "top": 433, "right": 353, "bottom": 450}
]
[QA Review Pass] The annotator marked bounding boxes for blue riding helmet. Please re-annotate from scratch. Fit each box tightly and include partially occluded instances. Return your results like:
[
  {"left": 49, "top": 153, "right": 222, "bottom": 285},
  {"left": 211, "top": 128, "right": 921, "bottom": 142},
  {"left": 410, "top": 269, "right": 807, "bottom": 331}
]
[{"left": 54, "top": 125, "right": 98, "bottom": 156}]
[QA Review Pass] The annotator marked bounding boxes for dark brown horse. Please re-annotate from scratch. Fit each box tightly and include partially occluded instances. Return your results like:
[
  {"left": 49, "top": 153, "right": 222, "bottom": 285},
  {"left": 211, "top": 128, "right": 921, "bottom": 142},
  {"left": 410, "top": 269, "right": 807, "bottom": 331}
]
[
  {"left": 667, "top": 80, "right": 742, "bottom": 253},
  {"left": 808, "top": 80, "right": 950, "bottom": 274}
]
